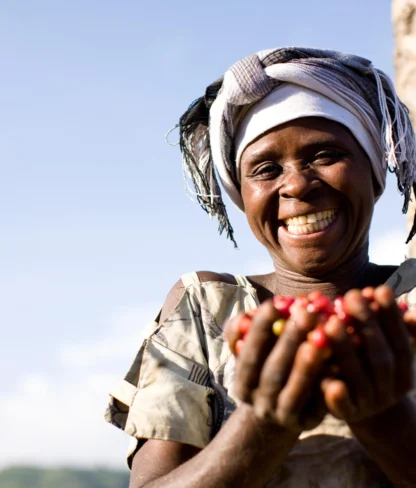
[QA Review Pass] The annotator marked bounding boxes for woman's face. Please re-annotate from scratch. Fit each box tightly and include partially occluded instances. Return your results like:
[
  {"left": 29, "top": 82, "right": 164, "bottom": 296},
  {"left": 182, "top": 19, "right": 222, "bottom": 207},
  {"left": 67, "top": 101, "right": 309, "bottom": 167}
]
[{"left": 239, "top": 117, "right": 375, "bottom": 276}]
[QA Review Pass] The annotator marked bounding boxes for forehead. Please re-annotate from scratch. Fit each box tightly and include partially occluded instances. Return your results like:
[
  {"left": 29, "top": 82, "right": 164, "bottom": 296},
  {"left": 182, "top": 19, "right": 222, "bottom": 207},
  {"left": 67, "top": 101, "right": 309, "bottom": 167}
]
[{"left": 240, "top": 117, "right": 358, "bottom": 161}]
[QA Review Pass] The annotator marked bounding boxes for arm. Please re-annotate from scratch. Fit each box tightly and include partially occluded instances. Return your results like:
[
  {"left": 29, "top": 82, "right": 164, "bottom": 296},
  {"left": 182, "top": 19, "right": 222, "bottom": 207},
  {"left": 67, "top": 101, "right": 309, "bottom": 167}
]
[
  {"left": 129, "top": 298, "right": 328, "bottom": 488},
  {"left": 350, "top": 305, "right": 416, "bottom": 487},
  {"left": 130, "top": 404, "right": 299, "bottom": 488},
  {"left": 349, "top": 396, "right": 416, "bottom": 487},
  {"left": 321, "top": 286, "right": 416, "bottom": 487}
]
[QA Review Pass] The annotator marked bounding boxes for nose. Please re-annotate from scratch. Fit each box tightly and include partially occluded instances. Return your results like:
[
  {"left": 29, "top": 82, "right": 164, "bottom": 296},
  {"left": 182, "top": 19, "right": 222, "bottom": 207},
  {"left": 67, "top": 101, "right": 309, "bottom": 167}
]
[{"left": 280, "top": 169, "right": 323, "bottom": 200}]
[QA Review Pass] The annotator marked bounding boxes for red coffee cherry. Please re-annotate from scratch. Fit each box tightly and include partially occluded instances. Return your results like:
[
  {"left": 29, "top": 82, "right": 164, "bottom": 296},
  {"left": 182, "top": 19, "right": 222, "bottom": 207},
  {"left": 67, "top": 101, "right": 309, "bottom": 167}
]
[
  {"left": 307, "top": 290, "right": 323, "bottom": 302},
  {"left": 233, "top": 290, "right": 411, "bottom": 356},
  {"left": 333, "top": 296, "right": 344, "bottom": 311},
  {"left": 307, "top": 326, "right": 330, "bottom": 350},
  {"left": 273, "top": 296, "right": 294, "bottom": 319},
  {"left": 238, "top": 314, "right": 252, "bottom": 336},
  {"left": 294, "top": 295, "right": 309, "bottom": 306},
  {"left": 307, "top": 326, "right": 332, "bottom": 359},
  {"left": 235, "top": 339, "right": 245, "bottom": 356},
  {"left": 306, "top": 295, "right": 333, "bottom": 314},
  {"left": 333, "top": 296, "right": 352, "bottom": 324}
]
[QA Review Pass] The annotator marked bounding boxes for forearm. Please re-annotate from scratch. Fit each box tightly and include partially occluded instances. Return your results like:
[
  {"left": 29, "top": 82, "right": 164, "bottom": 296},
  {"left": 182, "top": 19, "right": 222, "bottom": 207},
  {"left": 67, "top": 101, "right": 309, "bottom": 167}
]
[
  {"left": 349, "top": 396, "right": 416, "bottom": 487},
  {"left": 140, "top": 403, "right": 299, "bottom": 488}
]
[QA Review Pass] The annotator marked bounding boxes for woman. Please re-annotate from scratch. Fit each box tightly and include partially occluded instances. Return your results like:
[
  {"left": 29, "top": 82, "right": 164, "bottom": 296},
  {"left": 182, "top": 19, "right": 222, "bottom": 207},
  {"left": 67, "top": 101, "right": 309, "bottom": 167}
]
[{"left": 105, "top": 47, "right": 416, "bottom": 487}]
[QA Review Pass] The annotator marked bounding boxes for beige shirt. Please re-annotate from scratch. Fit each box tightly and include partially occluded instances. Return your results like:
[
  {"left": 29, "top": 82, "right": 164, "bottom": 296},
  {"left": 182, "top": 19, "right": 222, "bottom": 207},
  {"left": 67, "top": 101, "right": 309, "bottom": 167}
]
[{"left": 105, "top": 265, "right": 416, "bottom": 487}]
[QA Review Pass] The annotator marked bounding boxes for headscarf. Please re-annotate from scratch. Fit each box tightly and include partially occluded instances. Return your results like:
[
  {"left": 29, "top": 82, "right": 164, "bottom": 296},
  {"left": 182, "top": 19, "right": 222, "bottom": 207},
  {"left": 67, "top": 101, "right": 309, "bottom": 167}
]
[
  {"left": 230, "top": 83, "right": 383, "bottom": 199},
  {"left": 174, "top": 47, "right": 416, "bottom": 247}
]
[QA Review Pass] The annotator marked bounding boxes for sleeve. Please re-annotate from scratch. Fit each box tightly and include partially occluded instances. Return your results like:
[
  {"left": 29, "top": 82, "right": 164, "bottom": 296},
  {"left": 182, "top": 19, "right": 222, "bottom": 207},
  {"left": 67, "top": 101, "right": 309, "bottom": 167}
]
[
  {"left": 392, "top": 261, "right": 416, "bottom": 402},
  {"left": 386, "top": 258, "right": 416, "bottom": 308},
  {"left": 104, "top": 287, "right": 216, "bottom": 468}
]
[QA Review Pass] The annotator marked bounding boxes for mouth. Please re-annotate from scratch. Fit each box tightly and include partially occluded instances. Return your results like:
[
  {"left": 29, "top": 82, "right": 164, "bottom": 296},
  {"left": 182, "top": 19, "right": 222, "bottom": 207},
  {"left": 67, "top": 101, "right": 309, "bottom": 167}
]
[{"left": 282, "top": 209, "right": 338, "bottom": 235}]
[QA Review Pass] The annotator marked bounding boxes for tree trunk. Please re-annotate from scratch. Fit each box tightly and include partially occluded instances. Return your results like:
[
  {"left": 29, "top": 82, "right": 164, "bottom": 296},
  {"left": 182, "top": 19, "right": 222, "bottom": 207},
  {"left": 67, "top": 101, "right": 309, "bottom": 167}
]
[{"left": 393, "top": 0, "right": 416, "bottom": 257}]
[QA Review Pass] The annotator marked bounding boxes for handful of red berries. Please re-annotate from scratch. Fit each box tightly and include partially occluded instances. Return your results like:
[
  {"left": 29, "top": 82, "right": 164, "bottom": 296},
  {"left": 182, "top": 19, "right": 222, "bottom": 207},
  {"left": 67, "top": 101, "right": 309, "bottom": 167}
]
[{"left": 233, "top": 291, "right": 411, "bottom": 357}]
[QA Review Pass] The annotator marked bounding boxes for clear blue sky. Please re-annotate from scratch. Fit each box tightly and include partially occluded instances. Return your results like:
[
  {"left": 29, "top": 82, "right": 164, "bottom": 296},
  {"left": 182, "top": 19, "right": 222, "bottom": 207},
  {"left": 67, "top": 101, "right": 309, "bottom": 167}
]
[{"left": 0, "top": 0, "right": 408, "bottom": 469}]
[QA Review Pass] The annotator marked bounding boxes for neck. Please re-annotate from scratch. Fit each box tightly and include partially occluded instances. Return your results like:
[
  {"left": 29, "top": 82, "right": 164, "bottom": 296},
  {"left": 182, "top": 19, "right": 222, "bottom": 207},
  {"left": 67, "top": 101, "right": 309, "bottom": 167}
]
[{"left": 271, "top": 249, "right": 372, "bottom": 300}]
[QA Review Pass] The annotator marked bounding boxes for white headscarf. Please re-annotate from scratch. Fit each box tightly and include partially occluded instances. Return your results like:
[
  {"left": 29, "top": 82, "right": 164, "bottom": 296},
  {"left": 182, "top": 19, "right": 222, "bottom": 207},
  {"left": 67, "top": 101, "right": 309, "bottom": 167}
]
[{"left": 209, "top": 63, "right": 396, "bottom": 211}]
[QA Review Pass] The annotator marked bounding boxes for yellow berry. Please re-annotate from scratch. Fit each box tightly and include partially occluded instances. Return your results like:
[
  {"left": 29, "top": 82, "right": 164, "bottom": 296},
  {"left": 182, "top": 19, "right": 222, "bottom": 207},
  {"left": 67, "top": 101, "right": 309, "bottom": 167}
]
[{"left": 272, "top": 318, "right": 286, "bottom": 336}]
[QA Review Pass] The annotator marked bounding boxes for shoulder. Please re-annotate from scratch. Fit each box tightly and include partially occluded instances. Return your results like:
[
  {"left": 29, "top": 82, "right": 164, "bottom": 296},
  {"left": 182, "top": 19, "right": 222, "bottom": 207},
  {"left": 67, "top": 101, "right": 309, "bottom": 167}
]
[
  {"left": 159, "top": 271, "right": 238, "bottom": 324},
  {"left": 383, "top": 259, "right": 416, "bottom": 299},
  {"left": 195, "top": 271, "right": 238, "bottom": 285}
]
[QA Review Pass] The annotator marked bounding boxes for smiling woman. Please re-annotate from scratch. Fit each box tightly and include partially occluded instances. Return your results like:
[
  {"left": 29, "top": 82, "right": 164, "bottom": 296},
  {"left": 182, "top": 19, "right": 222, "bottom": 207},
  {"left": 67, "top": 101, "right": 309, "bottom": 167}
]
[{"left": 105, "top": 47, "right": 416, "bottom": 487}]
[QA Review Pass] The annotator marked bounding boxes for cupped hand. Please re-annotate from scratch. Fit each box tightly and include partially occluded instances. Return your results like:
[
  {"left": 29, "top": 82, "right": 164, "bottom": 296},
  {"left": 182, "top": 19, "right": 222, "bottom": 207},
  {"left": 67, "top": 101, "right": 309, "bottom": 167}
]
[
  {"left": 225, "top": 300, "right": 328, "bottom": 433},
  {"left": 321, "top": 285, "right": 414, "bottom": 424}
]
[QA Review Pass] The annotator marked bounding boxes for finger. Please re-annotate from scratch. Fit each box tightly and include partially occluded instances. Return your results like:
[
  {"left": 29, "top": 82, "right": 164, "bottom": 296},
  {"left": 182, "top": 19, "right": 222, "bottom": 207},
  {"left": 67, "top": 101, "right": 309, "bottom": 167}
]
[
  {"left": 224, "top": 314, "right": 244, "bottom": 355},
  {"left": 235, "top": 300, "right": 279, "bottom": 402},
  {"left": 253, "top": 307, "right": 318, "bottom": 417},
  {"left": 324, "top": 314, "right": 373, "bottom": 410},
  {"left": 404, "top": 309, "right": 416, "bottom": 338},
  {"left": 374, "top": 286, "right": 411, "bottom": 346},
  {"left": 402, "top": 309, "right": 416, "bottom": 361},
  {"left": 374, "top": 286, "right": 413, "bottom": 397},
  {"left": 300, "top": 388, "right": 328, "bottom": 430},
  {"left": 343, "top": 289, "right": 375, "bottom": 323},
  {"left": 361, "top": 286, "right": 375, "bottom": 301},
  {"left": 321, "top": 378, "right": 357, "bottom": 420},
  {"left": 344, "top": 289, "right": 394, "bottom": 404},
  {"left": 276, "top": 341, "right": 326, "bottom": 427},
  {"left": 225, "top": 312, "right": 255, "bottom": 355}
]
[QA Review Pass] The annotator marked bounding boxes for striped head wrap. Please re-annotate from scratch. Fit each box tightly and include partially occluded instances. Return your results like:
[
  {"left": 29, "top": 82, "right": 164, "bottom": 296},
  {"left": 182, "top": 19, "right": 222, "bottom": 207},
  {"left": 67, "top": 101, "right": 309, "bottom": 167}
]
[{"left": 174, "top": 47, "right": 416, "bottom": 247}]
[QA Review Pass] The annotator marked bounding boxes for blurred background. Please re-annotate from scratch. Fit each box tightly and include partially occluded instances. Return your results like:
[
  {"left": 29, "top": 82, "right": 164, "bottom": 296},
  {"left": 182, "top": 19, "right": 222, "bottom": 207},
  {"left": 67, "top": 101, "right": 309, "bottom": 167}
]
[{"left": 0, "top": 0, "right": 411, "bottom": 486}]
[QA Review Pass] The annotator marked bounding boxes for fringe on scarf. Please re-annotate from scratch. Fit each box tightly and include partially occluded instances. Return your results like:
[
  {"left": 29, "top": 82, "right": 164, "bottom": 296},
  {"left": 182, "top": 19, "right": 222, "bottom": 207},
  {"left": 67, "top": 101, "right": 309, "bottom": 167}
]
[
  {"left": 177, "top": 79, "right": 238, "bottom": 247},
  {"left": 368, "top": 67, "right": 416, "bottom": 243}
]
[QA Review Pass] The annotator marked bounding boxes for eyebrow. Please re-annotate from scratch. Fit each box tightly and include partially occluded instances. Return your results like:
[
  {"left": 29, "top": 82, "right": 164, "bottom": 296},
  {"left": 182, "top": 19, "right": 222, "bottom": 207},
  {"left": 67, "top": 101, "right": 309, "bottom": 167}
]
[
  {"left": 243, "top": 149, "right": 281, "bottom": 164},
  {"left": 242, "top": 136, "right": 347, "bottom": 164}
]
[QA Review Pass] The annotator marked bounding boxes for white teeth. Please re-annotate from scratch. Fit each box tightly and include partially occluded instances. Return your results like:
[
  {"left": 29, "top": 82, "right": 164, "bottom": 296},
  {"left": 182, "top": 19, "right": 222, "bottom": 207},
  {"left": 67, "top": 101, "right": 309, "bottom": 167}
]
[{"left": 284, "top": 209, "right": 337, "bottom": 235}]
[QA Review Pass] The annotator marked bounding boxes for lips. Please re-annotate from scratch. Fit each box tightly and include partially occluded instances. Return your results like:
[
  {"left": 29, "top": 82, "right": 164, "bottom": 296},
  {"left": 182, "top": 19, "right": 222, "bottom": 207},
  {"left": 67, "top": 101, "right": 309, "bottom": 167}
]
[{"left": 282, "top": 209, "right": 338, "bottom": 235}]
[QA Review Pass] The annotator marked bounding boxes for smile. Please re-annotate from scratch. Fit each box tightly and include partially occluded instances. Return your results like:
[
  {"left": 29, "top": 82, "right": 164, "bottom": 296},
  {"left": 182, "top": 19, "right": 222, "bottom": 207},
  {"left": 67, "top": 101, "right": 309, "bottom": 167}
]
[{"left": 283, "top": 209, "right": 338, "bottom": 235}]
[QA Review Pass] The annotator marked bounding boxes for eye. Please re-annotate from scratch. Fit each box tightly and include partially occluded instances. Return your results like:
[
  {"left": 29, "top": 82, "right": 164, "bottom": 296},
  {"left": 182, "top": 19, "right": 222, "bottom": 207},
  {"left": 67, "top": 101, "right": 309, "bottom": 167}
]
[
  {"left": 250, "top": 161, "right": 282, "bottom": 179},
  {"left": 313, "top": 149, "right": 348, "bottom": 164}
]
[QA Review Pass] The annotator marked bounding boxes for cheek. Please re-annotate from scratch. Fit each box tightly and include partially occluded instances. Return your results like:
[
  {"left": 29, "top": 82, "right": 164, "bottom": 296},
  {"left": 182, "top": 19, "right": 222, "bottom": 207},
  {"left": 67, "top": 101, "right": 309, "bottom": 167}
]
[
  {"left": 241, "top": 182, "right": 279, "bottom": 218},
  {"left": 327, "top": 164, "right": 375, "bottom": 221},
  {"left": 241, "top": 183, "right": 263, "bottom": 215},
  {"left": 241, "top": 188, "right": 263, "bottom": 230},
  {"left": 241, "top": 185, "right": 277, "bottom": 241},
  {"left": 326, "top": 162, "right": 372, "bottom": 196}
]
